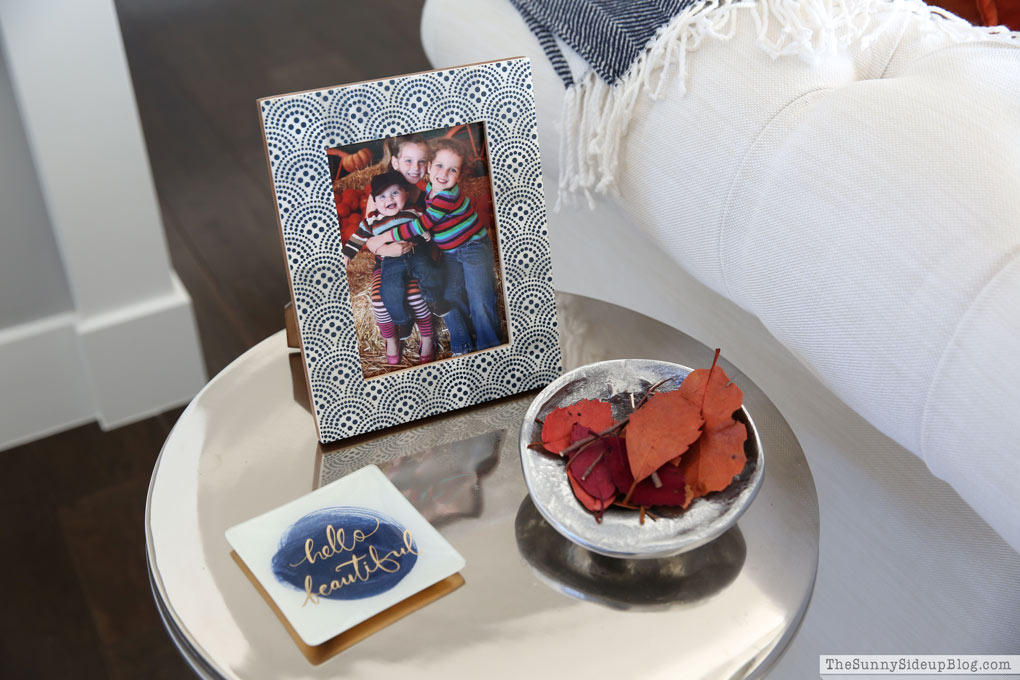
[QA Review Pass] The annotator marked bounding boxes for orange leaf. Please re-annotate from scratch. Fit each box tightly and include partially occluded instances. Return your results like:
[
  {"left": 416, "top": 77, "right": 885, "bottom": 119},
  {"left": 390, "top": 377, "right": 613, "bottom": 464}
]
[
  {"left": 678, "top": 349, "right": 743, "bottom": 430},
  {"left": 678, "top": 421, "right": 747, "bottom": 497},
  {"left": 675, "top": 349, "right": 748, "bottom": 500},
  {"left": 625, "top": 390, "right": 703, "bottom": 484},
  {"left": 541, "top": 399, "right": 614, "bottom": 454}
]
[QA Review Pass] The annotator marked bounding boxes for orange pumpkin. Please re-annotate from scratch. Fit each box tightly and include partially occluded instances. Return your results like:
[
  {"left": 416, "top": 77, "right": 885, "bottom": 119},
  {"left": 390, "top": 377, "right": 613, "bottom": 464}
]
[
  {"left": 357, "top": 147, "right": 372, "bottom": 168},
  {"left": 342, "top": 189, "right": 361, "bottom": 210},
  {"left": 339, "top": 219, "right": 359, "bottom": 245}
]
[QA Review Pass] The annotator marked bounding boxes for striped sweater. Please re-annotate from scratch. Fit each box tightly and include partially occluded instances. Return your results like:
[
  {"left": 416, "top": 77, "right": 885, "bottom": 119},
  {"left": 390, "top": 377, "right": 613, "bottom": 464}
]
[
  {"left": 341, "top": 210, "right": 423, "bottom": 261},
  {"left": 384, "top": 183, "right": 486, "bottom": 251}
]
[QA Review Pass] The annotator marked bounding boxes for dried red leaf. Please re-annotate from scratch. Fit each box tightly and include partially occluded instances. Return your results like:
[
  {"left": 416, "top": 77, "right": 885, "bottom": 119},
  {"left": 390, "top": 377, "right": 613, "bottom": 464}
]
[
  {"left": 569, "top": 423, "right": 592, "bottom": 445},
  {"left": 625, "top": 390, "right": 703, "bottom": 484},
  {"left": 603, "top": 436, "right": 633, "bottom": 493},
  {"left": 629, "top": 463, "right": 687, "bottom": 507},
  {"left": 567, "top": 439, "right": 616, "bottom": 501},
  {"left": 541, "top": 399, "right": 615, "bottom": 454},
  {"left": 567, "top": 474, "right": 615, "bottom": 517}
]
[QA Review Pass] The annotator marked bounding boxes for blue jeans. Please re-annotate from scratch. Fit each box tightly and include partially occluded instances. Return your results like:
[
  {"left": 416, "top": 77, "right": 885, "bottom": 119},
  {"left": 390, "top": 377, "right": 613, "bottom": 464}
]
[
  {"left": 380, "top": 248, "right": 472, "bottom": 353},
  {"left": 379, "top": 249, "right": 441, "bottom": 327},
  {"left": 444, "top": 237, "right": 503, "bottom": 352}
]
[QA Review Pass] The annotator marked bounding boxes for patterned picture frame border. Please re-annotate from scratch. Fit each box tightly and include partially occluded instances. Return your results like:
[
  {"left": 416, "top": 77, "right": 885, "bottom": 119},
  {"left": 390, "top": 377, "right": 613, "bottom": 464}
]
[{"left": 259, "top": 58, "right": 561, "bottom": 444}]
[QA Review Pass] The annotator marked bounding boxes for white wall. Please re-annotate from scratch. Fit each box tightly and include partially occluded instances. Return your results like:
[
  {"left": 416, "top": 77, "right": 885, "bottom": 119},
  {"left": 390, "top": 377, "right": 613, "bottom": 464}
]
[
  {"left": 0, "top": 46, "right": 73, "bottom": 326},
  {"left": 0, "top": 0, "right": 207, "bottom": 450}
]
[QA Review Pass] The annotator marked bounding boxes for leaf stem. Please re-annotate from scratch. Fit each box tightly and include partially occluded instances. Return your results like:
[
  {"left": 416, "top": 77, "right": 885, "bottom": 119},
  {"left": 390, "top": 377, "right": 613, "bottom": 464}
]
[
  {"left": 634, "top": 377, "right": 671, "bottom": 410},
  {"left": 623, "top": 478, "right": 638, "bottom": 505},
  {"left": 580, "top": 451, "right": 605, "bottom": 481},
  {"left": 701, "top": 348, "right": 721, "bottom": 413},
  {"left": 612, "top": 500, "right": 660, "bottom": 520},
  {"left": 559, "top": 418, "right": 628, "bottom": 457}
]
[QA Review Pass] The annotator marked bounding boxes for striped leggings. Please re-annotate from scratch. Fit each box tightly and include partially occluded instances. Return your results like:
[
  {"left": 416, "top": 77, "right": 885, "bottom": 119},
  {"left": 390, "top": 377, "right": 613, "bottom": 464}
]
[{"left": 370, "top": 268, "right": 433, "bottom": 339}]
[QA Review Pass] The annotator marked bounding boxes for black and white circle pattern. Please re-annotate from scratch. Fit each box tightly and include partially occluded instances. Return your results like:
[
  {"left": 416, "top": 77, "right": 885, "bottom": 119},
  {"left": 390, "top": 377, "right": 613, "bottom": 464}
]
[{"left": 261, "top": 58, "right": 561, "bottom": 442}]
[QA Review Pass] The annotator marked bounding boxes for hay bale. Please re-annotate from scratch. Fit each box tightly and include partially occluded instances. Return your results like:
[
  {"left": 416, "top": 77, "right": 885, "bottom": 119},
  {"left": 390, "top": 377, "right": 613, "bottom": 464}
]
[
  {"left": 334, "top": 162, "right": 387, "bottom": 195},
  {"left": 347, "top": 250, "right": 455, "bottom": 380}
]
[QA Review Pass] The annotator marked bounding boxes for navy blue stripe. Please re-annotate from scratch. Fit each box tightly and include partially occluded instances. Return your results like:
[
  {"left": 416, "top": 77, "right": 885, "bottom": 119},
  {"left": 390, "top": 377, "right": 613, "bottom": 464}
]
[
  {"left": 511, "top": 0, "right": 575, "bottom": 86},
  {"left": 510, "top": 0, "right": 698, "bottom": 87}
]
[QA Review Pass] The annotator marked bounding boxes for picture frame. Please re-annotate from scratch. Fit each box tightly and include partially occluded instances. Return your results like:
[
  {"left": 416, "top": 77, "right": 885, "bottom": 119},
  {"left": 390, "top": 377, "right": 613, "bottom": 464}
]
[{"left": 259, "top": 57, "right": 561, "bottom": 444}]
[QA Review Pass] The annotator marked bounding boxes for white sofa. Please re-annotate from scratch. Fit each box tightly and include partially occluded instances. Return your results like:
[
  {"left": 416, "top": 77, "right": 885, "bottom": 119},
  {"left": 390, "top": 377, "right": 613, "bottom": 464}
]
[{"left": 422, "top": 0, "right": 1020, "bottom": 676}]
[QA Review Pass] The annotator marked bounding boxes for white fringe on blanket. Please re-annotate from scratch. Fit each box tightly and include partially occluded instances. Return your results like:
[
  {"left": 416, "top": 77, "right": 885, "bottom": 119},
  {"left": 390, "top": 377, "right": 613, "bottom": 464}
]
[{"left": 558, "top": 0, "right": 1019, "bottom": 202}]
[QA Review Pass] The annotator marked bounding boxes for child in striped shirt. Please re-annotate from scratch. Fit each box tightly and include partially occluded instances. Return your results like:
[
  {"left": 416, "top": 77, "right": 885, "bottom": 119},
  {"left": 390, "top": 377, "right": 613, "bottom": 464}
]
[
  {"left": 343, "top": 171, "right": 444, "bottom": 364},
  {"left": 370, "top": 138, "right": 503, "bottom": 352}
]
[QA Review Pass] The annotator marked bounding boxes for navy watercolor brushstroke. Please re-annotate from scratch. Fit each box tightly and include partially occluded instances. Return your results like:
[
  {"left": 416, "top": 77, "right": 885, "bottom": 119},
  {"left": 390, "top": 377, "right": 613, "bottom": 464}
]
[{"left": 272, "top": 506, "right": 418, "bottom": 600}]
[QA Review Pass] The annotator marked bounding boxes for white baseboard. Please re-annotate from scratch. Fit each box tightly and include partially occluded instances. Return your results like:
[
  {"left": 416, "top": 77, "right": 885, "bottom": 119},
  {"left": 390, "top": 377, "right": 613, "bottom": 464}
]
[
  {"left": 0, "top": 312, "right": 95, "bottom": 451},
  {"left": 0, "top": 273, "right": 207, "bottom": 451},
  {"left": 77, "top": 272, "right": 207, "bottom": 430}
]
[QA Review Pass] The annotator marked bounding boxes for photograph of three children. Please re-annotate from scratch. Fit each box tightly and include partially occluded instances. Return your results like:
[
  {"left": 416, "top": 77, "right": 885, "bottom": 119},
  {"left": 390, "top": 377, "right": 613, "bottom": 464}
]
[{"left": 328, "top": 122, "right": 510, "bottom": 379}]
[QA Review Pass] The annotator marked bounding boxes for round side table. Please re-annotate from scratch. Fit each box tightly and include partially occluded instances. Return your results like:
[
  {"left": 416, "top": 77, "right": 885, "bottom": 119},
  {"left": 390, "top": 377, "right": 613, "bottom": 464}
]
[{"left": 146, "top": 292, "right": 819, "bottom": 679}]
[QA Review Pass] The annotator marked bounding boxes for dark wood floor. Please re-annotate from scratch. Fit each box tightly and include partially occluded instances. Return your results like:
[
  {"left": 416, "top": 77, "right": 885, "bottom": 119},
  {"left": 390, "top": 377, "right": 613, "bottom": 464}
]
[{"left": 0, "top": 2, "right": 429, "bottom": 677}]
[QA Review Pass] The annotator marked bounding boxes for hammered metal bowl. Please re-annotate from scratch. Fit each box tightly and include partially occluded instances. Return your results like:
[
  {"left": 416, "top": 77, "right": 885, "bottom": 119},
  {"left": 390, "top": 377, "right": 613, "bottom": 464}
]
[{"left": 519, "top": 359, "right": 764, "bottom": 559}]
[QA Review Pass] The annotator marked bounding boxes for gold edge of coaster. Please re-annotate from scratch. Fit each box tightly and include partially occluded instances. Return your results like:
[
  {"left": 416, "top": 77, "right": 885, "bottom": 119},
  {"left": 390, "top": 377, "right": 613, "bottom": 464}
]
[{"left": 230, "top": 551, "right": 466, "bottom": 665}]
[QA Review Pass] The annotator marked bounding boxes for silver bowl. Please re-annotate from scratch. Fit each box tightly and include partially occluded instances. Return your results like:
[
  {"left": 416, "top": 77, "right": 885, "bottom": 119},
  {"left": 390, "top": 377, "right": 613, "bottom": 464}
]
[{"left": 519, "top": 359, "right": 764, "bottom": 559}]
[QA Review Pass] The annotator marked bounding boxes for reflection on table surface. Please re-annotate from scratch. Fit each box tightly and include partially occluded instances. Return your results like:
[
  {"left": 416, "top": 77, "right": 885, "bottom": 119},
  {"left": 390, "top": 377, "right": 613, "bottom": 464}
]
[
  {"left": 515, "top": 496, "right": 746, "bottom": 610},
  {"left": 377, "top": 430, "right": 502, "bottom": 527}
]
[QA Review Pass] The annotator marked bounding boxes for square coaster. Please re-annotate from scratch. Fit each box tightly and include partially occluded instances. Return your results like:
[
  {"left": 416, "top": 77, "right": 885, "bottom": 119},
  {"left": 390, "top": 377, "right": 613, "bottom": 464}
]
[{"left": 226, "top": 465, "right": 466, "bottom": 650}]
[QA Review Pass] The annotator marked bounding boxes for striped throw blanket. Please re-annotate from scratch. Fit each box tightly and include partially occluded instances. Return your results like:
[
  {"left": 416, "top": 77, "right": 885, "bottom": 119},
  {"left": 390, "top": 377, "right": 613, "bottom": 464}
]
[
  {"left": 508, "top": 0, "right": 697, "bottom": 87},
  {"left": 507, "top": 0, "right": 1017, "bottom": 198}
]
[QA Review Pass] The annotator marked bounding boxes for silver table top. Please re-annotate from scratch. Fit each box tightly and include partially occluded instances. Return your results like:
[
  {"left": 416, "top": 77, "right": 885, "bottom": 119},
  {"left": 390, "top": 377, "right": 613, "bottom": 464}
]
[{"left": 146, "top": 292, "right": 819, "bottom": 679}]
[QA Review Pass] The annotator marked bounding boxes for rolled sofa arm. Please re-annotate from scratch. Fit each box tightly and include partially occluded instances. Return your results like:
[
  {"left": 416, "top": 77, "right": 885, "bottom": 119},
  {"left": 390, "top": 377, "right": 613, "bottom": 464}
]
[{"left": 616, "top": 12, "right": 1020, "bottom": 550}]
